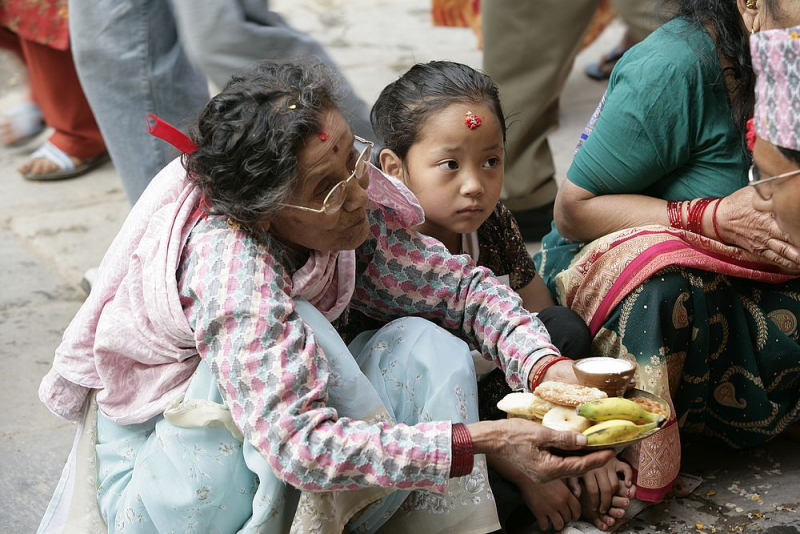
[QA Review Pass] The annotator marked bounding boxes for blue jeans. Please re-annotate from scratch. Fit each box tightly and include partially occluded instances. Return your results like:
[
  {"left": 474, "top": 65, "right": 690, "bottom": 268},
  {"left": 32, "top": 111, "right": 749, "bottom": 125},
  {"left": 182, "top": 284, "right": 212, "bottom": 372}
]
[{"left": 69, "top": 0, "right": 373, "bottom": 204}]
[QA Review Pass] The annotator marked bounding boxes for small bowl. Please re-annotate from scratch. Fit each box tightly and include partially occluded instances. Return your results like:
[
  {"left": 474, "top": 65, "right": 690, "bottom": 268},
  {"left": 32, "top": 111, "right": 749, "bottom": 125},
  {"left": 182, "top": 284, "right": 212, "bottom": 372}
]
[{"left": 573, "top": 357, "right": 637, "bottom": 397}]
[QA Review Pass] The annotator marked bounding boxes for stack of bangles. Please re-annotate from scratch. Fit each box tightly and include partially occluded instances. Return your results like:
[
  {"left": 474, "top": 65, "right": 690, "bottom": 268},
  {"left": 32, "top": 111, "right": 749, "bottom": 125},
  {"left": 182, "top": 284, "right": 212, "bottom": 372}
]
[
  {"left": 529, "top": 355, "right": 572, "bottom": 391},
  {"left": 667, "top": 197, "right": 725, "bottom": 242},
  {"left": 450, "top": 422, "right": 474, "bottom": 477},
  {"left": 449, "top": 354, "right": 570, "bottom": 478}
]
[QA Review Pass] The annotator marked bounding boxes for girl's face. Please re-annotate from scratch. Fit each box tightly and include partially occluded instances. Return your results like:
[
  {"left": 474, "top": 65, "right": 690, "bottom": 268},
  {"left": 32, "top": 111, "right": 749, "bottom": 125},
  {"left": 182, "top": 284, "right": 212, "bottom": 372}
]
[{"left": 383, "top": 102, "right": 504, "bottom": 251}]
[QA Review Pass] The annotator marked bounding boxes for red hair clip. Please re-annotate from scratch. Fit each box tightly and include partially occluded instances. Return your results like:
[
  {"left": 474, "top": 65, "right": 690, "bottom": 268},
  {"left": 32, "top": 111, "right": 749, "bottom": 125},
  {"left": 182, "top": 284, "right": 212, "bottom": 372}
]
[
  {"left": 465, "top": 110, "right": 482, "bottom": 130},
  {"left": 745, "top": 118, "right": 756, "bottom": 152}
]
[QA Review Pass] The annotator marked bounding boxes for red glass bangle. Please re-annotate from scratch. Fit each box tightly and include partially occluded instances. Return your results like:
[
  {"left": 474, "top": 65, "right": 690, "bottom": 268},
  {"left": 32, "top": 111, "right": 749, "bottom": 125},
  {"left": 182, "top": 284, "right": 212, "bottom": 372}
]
[
  {"left": 529, "top": 355, "right": 572, "bottom": 392},
  {"left": 450, "top": 422, "right": 474, "bottom": 478},
  {"left": 712, "top": 198, "right": 725, "bottom": 243},
  {"left": 687, "top": 197, "right": 716, "bottom": 234}
]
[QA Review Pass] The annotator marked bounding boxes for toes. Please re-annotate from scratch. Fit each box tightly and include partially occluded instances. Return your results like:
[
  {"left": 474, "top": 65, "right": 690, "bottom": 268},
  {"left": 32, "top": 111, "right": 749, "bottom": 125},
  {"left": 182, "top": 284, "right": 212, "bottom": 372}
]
[{"left": 610, "top": 495, "right": 630, "bottom": 509}]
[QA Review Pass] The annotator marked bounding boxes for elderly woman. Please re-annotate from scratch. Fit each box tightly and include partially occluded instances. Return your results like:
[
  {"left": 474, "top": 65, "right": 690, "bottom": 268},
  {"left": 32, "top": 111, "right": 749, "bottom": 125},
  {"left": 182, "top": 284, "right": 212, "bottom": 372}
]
[
  {"left": 749, "top": 24, "right": 800, "bottom": 441},
  {"left": 36, "top": 62, "right": 613, "bottom": 534},
  {"left": 535, "top": 0, "right": 800, "bottom": 503},
  {"left": 749, "top": 25, "right": 800, "bottom": 247}
]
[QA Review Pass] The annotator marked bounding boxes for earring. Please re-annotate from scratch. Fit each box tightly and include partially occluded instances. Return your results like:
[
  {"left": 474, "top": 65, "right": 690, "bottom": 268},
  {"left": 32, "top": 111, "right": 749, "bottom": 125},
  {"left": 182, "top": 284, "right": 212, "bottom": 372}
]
[{"left": 746, "top": 0, "right": 756, "bottom": 9}]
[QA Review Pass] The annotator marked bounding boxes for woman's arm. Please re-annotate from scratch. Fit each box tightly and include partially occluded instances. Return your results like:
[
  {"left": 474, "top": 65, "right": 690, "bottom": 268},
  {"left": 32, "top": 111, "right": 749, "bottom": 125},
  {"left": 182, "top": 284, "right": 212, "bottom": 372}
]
[
  {"left": 517, "top": 276, "right": 556, "bottom": 312},
  {"left": 555, "top": 180, "right": 670, "bottom": 242},
  {"left": 558, "top": 180, "right": 800, "bottom": 269}
]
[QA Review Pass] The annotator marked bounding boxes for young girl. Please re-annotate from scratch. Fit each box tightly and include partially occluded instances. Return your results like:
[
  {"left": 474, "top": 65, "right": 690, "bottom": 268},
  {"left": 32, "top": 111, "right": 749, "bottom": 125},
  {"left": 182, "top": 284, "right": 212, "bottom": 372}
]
[{"left": 367, "top": 60, "right": 636, "bottom": 532}]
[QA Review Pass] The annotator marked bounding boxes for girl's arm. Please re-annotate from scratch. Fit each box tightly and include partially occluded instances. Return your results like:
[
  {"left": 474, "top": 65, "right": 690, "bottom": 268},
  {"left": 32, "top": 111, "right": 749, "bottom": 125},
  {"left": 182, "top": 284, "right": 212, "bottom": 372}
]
[{"left": 516, "top": 275, "right": 556, "bottom": 312}]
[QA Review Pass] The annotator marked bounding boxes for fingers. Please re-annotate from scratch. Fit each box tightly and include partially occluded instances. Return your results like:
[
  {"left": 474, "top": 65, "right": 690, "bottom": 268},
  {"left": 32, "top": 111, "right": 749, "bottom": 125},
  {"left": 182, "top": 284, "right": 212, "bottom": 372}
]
[
  {"left": 766, "top": 238, "right": 800, "bottom": 268},
  {"left": 567, "top": 490, "right": 582, "bottom": 521},
  {"left": 534, "top": 509, "right": 551, "bottom": 532},
  {"left": 598, "top": 467, "right": 617, "bottom": 513},
  {"left": 583, "top": 472, "right": 601, "bottom": 513},
  {"left": 556, "top": 450, "right": 617, "bottom": 478},
  {"left": 550, "top": 510, "right": 567, "bottom": 531},
  {"left": 539, "top": 427, "right": 589, "bottom": 450},
  {"left": 566, "top": 476, "right": 581, "bottom": 498},
  {"left": 616, "top": 459, "right": 633, "bottom": 486}
]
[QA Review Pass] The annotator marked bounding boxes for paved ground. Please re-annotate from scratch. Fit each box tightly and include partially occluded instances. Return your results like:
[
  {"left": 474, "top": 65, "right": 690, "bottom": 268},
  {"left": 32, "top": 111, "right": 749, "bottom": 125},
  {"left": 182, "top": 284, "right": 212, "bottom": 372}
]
[{"left": 0, "top": 1, "right": 797, "bottom": 533}]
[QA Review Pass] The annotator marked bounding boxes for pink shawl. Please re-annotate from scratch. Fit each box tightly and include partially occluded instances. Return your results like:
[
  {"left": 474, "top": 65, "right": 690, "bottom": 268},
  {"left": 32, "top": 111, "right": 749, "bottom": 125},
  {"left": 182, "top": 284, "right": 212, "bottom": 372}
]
[{"left": 39, "top": 159, "right": 423, "bottom": 424}]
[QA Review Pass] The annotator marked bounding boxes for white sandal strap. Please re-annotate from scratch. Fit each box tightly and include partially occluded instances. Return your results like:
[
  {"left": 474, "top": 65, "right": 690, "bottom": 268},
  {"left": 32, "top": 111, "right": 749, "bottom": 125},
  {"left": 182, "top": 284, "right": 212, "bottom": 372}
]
[{"left": 30, "top": 141, "right": 75, "bottom": 171}]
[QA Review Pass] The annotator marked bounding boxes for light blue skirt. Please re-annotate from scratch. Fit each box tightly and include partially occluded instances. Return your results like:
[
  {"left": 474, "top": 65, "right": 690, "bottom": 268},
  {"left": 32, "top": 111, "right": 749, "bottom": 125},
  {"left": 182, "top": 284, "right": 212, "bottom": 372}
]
[{"left": 91, "top": 301, "right": 483, "bottom": 533}]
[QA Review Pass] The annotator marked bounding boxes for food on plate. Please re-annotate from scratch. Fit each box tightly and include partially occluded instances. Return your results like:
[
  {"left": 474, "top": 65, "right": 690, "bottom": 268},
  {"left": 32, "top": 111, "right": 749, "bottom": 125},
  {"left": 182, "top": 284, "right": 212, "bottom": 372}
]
[
  {"left": 535, "top": 381, "right": 607, "bottom": 407},
  {"left": 582, "top": 419, "right": 658, "bottom": 446},
  {"left": 496, "top": 392, "right": 553, "bottom": 420},
  {"left": 576, "top": 397, "right": 665, "bottom": 425},
  {"left": 541, "top": 405, "right": 593, "bottom": 433},
  {"left": 629, "top": 396, "right": 670, "bottom": 420}
]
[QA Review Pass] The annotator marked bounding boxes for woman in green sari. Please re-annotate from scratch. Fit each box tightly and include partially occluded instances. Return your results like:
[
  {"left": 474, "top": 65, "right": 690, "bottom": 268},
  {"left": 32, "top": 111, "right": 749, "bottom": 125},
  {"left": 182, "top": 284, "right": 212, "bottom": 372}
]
[{"left": 535, "top": 0, "right": 800, "bottom": 503}]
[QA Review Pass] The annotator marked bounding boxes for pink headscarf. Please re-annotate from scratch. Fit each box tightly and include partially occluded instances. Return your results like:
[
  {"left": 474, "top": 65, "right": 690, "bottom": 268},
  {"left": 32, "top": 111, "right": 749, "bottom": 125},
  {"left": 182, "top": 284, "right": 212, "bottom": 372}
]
[
  {"left": 751, "top": 25, "right": 800, "bottom": 151},
  {"left": 39, "top": 159, "right": 423, "bottom": 424}
]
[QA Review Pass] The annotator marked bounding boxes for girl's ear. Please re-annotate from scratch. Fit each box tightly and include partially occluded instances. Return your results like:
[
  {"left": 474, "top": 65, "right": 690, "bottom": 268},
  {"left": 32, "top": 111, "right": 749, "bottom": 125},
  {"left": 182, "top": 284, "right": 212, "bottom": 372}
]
[{"left": 379, "top": 148, "right": 405, "bottom": 180}]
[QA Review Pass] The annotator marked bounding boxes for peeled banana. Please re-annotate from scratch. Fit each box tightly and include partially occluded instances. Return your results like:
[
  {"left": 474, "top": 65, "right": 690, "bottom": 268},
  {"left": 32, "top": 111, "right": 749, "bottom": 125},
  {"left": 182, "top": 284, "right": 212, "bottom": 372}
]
[
  {"left": 583, "top": 419, "right": 658, "bottom": 446},
  {"left": 576, "top": 397, "right": 665, "bottom": 425}
]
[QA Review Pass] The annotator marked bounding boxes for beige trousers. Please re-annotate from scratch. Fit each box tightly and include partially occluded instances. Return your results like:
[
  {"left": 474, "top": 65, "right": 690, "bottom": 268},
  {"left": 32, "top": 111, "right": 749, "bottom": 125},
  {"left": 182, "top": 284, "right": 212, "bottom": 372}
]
[{"left": 482, "top": 0, "right": 670, "bottom": 211}]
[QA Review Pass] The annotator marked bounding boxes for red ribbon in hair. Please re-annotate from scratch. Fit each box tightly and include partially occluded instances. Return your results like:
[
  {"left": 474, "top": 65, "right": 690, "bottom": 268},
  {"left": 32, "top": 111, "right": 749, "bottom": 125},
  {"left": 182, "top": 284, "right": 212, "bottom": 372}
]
[{"left": 145, "top": 114, "right": 197, "bottom": 154}]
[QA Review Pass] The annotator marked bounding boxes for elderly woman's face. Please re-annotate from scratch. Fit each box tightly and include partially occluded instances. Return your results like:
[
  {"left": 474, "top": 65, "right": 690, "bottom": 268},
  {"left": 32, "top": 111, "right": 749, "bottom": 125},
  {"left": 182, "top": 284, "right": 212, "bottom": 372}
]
[
  {"left": 751, "top": 136, "right": 800, "bottom": 246},
  {"left": 266, "top": 109, "right": 371, "bottom": 252},
  {"left": 741, "top": 0, "right": 800, "bottom": 31}
]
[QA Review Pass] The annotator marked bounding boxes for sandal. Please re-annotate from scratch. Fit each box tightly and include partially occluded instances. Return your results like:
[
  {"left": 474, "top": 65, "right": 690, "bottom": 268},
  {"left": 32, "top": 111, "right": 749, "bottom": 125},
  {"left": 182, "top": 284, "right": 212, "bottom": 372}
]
[
  {"left": 1, "top": 101, "right": 46, "bottom": 147},
  {"left": 21, "top": 141, "right": 110, "bottom": 181},
  {"left": 584, "top": 44, "right": 629, "bottom": 81}
]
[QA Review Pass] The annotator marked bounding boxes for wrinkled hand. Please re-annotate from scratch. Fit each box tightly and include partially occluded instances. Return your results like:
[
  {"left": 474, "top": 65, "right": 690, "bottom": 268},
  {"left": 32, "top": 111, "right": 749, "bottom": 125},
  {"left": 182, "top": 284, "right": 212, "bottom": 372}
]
[
  {"left": 500, "top": 418, "right": 616, "bottom": 484},
  {"left": 718, "top": 188, "right": 800, "bottom": 270},
  {"left": 519, "top": 478, "right": 581, "bottom": 531}
]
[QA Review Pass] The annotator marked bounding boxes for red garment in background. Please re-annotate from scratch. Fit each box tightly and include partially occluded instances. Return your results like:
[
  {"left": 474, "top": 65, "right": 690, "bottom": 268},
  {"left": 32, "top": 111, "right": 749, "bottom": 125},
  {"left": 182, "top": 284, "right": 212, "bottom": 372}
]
[{"left": 0, "top": 0, "right": 69, "bottom": 50}]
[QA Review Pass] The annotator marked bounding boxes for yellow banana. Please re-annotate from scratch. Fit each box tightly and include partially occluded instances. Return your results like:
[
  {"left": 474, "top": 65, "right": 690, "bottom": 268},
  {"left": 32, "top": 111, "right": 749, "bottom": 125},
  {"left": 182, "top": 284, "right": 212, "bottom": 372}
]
[
  {"left": 576, "top": 397, "right": 665, "bottom": 424},
  {"left": 583, "top": 419, "right": 658, "bottom": 446}
]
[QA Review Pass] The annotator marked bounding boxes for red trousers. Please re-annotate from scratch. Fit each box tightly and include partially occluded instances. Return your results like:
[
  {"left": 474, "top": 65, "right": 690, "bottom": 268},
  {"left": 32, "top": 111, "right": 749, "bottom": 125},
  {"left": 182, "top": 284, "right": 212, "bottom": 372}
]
[{"left": 0, "top": 28, "right": 105, "bottom": 159}]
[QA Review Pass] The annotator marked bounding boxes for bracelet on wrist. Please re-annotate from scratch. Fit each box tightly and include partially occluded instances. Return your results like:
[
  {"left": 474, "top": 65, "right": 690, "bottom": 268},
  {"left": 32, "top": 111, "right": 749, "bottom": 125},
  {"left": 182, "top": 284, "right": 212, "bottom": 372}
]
[
  {"left": 450, "top": 422, "right": 474, "bottom": 478},
  {"left": 529, "top": 355, "right": 572, "bottom": 392}
]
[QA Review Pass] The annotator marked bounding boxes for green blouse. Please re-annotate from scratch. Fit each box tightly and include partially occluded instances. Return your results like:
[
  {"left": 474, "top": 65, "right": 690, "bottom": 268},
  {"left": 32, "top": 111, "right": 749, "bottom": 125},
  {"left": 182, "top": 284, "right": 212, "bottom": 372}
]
[{"left": 567, "top": 18, "right": 750, "bottom": 201}]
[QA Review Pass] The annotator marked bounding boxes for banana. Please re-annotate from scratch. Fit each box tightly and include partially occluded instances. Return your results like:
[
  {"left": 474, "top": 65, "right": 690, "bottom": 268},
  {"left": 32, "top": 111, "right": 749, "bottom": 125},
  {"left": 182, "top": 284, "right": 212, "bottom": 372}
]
[
  {"left": 583, "top": 419, "right": 658, "bottom": 446},
  {"left": 576, "top": 397, "right": 665, "bottom": 424}
]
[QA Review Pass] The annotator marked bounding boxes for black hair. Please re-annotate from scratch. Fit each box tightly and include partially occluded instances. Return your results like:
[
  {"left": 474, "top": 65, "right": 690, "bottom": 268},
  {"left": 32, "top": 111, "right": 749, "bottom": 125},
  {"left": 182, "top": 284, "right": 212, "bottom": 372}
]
[
  {"left": 670, "top": 0, "right": 785, "bottom": 134},
  {"left": 370, "top": 60, "right": 506, "bottom": 163},
  {"left": 183, "top": 60, "right": 342, "bottom": 227}
]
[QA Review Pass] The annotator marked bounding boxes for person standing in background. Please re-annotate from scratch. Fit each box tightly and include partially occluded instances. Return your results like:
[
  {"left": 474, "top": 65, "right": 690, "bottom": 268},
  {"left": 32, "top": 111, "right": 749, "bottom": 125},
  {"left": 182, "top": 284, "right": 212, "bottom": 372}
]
[
  {"left": 481, "top": 0, "right": 671, "bottom": 241},
  {"left": 68, "top": 0, "right": 373, "bottom": 205},
  {"left": 0, "top": 0, "right": 108, "bottom": 181}
]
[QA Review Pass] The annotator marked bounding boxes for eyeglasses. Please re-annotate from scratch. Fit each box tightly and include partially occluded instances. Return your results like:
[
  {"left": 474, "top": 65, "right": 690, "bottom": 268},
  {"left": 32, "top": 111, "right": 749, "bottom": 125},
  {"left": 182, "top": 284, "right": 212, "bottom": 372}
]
[
  {"left": 748, "top": 164, "right": 800, "bottom": 200},
  {"left": 279, "top": 135, "right": 374, "bottom": 215}
]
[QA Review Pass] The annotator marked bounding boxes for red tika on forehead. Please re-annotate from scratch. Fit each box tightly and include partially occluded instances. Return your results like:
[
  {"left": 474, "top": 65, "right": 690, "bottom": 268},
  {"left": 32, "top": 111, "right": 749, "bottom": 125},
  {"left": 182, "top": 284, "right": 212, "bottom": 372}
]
[
  {"left": 464, "top": 110, "right": 482, "bottom": 130},
  {"left": 318, "top": 131, "right": 329, "bottom": 141}
]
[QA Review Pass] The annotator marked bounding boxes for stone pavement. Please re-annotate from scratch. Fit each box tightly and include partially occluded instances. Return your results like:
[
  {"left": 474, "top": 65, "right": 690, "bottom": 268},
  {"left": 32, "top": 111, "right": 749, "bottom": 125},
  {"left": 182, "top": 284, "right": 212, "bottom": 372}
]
[{"left": 0, "top": 1, "right": 797, "bottom": 533}]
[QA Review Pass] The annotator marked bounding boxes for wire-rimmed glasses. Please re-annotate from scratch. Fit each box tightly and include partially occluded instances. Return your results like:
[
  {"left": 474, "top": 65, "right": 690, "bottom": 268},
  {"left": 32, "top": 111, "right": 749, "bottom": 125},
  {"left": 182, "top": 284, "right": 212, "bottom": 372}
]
[
  {"left": 748, "top": 164, "right": 800, "bottom": 200},
  {"left": 279, "top": 135, "right": 374, "bottom": 215}
]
